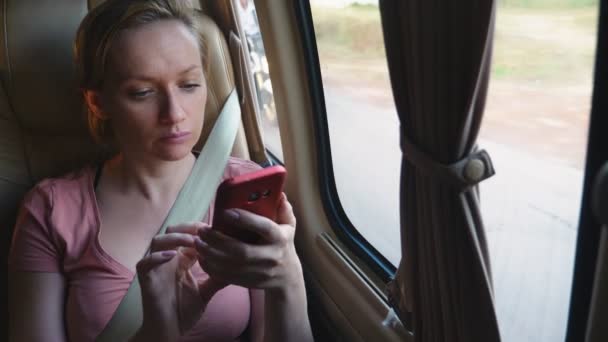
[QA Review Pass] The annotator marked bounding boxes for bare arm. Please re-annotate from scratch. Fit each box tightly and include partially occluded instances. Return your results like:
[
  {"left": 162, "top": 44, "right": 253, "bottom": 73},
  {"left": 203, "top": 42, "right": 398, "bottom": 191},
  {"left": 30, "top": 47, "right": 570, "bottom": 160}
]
[
  {"left": 262, "top": 261, "right": 313, "bottom": 342},
  {"left": 9, "top": 271, "right": 67, "bottom": 342},
  {"left": 248, "top": 289, "right": 265, "bottom": 342},
  {"left": 248, "top": 259, "right": 312, "bottom": 342}
]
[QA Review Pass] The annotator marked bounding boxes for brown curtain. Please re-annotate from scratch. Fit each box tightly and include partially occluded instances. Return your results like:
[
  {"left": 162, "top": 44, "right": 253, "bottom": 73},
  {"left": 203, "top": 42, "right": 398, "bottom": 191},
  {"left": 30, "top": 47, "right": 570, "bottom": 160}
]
[{"left": 379, "top": 1, "right": 501, "bottom": 341}]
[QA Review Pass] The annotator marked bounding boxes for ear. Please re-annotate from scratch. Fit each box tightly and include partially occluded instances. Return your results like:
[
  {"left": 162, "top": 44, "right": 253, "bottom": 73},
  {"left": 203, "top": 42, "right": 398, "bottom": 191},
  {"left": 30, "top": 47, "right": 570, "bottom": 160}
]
[{"left": 83, "top": 90, "right": 108, "bottom": 120}]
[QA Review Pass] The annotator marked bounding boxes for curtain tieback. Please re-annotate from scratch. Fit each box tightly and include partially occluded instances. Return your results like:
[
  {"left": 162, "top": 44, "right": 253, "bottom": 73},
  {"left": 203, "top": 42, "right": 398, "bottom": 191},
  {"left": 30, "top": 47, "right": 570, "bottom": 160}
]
[{"left": 400, "top": 132, "right": 495, "bottom": 191}]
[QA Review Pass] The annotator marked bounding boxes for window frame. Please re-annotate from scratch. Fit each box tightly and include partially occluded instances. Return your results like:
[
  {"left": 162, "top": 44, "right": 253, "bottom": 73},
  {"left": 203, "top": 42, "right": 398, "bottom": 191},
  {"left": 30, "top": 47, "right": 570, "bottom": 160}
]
[
  {"left": 293, "top": 0, "right": 396, "bottom": 283},
  {"left": 266, "top": 149, "right": 283, "bottom": 167},
  {"left": 565, "top": 0, "right": 607, "bottom": 340}
]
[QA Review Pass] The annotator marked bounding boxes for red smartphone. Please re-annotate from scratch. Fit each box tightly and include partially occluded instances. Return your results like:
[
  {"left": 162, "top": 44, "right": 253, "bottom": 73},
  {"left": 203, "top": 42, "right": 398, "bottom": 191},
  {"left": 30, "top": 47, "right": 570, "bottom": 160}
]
[{"left": 212, "top": 165, "right": 287, "bottom": 243}]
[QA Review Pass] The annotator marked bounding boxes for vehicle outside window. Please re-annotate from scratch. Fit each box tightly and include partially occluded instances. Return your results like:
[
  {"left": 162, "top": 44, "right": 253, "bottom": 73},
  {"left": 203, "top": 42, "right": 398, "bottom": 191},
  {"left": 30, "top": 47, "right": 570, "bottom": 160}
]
[{"left": 234, "top": 0, "right": 283, "bottom": 161}]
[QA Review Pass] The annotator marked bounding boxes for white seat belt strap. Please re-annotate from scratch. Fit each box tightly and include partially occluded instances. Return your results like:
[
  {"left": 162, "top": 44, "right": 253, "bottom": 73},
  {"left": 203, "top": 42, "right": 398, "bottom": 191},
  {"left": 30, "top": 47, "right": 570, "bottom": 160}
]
[{"left": 96, "top": 89, "right": 241, "bottom": 342}]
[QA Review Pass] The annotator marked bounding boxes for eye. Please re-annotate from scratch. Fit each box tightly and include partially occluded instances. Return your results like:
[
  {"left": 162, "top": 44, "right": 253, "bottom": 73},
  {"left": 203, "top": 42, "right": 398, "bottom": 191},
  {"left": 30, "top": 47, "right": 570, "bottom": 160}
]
[
  {"left": 129, "top": 89, "right": 153, "bottom": 100},
  {"left": 181, "top": 83, "right": 201, "bottom": 92}
]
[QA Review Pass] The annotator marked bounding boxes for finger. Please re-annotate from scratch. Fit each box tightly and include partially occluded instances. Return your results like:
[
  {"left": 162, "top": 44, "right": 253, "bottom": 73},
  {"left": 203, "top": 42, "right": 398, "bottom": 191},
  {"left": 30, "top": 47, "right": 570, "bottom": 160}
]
[
  {"left": 217, "top": 209, "right": 280, "bottom": 242},
  {"left": 166, "top": 221, "right": 208, "bottom": 235},
  {"left": 195, "top": 235, "right": 274, "bottom": 266},
  {"left": 167, "top": 223, "right": 209, "bottom": 257},
  {"left": 198, "top": 227, "right": 264, "bottom": 259},
  {"left": 195, "top": 236, "right": 232, "bottom": 260},
  {"left": 180, "top": 247, "right": 199, "bottom": 260},
  {"left": 199, "top": 224, "right": 244, "bottom": 247},
  {"left": 177, "top": 247, "right": 198, "bottom": 269},
  {"left": 197, "top": 231, "right": 253, "bottom": 263},
  {"left": 195, "top": 236, "right": 282, "bottom": 289},
  {"left": 150, "top": 233, "right": 197, "bottom": 253},
  {"left": 275, "top": 193, "right": 296, "bottom": 227},
  {"left": 198, "top": 257, "right": 275, "bottom": 288},
  {"left": 136, "top": 250, "right": 177, "bottom": 275},
  {"left": 197, "top": 255, "right": 240, "bottom": 281}
]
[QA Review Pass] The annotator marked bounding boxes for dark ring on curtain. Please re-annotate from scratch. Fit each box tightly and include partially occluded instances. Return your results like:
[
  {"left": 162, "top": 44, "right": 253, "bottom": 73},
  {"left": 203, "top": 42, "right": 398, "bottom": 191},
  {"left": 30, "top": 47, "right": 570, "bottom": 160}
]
[{"left": 400, "top": 132, "right": 495, "bottom": 192}]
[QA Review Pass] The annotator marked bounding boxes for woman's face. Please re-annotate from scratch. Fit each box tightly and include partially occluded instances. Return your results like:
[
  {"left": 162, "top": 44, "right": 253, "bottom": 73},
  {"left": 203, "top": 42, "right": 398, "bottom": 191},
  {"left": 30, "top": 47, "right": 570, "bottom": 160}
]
[{"left": 96, "top": 19, "right": 206, "bottom": 162}]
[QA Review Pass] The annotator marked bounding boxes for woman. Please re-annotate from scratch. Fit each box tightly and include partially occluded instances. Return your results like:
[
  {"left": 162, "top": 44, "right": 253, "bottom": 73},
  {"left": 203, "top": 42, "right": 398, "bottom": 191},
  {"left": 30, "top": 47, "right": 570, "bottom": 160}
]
[{"left": 7, "top": 1, "right": 313, "bottom": 341}]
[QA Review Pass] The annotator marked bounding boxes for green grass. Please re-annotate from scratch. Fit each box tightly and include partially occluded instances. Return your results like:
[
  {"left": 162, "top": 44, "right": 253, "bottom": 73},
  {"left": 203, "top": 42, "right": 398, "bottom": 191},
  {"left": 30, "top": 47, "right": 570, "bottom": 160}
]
[
  {"left": 312, "top": 5, "right": 385, "bottom": 61},
  {"left": 499, "top": 0, "right": 596, "bottom": 8},
  {"left": 492, "top": 7, "right": 597, "bottom": 82},
  {"left": 311, "top": 3, "right": 598, "bottom": 85}
]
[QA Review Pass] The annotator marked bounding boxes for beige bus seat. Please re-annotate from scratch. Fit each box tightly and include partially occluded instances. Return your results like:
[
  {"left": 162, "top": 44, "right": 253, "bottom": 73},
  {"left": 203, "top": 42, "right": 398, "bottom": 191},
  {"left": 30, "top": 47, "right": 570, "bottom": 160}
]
[{"left": 0, "top": 0, "right": 250, "bottom": 328}]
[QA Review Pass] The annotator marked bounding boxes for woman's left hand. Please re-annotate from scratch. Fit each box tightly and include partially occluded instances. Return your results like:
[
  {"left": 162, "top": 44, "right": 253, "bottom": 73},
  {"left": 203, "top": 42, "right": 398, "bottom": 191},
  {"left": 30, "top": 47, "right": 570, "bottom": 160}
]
[
  {"left": 195, "top": 193, "right": 303, "bottom": 292},
  {"left": 136, "top": 223, "right": 227, "bottom": 341}
]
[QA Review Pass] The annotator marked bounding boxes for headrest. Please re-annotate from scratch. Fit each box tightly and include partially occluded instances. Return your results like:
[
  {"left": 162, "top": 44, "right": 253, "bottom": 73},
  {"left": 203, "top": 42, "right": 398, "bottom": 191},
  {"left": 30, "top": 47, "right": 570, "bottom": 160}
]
[{"left": 0, "top": 0, "right": 231, "bottom": 150}]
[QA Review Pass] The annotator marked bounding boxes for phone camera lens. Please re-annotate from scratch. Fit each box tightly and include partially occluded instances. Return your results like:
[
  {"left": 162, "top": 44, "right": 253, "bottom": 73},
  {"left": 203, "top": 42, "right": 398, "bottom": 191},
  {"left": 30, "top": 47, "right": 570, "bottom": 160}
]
[
  {"left": 262, "top": 189, "right": 271, "bottom": 197},
  {"left": 248, "top": 192, "right": 261, "bottom": 202}
]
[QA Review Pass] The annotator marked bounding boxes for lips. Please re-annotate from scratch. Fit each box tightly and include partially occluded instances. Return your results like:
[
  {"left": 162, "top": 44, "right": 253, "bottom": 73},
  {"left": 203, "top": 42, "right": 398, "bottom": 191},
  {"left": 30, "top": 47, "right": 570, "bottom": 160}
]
[{"left": 159, "top": 131, "right": 191, "bottom": 144}]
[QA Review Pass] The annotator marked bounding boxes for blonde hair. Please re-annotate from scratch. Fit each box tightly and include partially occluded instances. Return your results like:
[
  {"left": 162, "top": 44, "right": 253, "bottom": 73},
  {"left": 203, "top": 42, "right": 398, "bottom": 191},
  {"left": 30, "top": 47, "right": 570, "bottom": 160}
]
[{"left": 74, "top": 0, "right": 207, "bottom": 145}]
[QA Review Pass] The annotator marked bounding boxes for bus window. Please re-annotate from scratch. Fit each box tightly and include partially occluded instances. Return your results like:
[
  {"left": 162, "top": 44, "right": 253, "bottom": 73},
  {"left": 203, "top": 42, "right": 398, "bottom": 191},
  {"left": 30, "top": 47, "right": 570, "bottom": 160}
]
[
  {"left": 309, "top": 0, "right": 401, "bottom": 266},
  {"left": 234, "top": 0, "right": 283, "bottom": 161},
  {"left": 480, "top": 1, "right": 598, "bottom": 341},
  {"left": 308, "top": 0, "right": 599, "bottom": 340}
]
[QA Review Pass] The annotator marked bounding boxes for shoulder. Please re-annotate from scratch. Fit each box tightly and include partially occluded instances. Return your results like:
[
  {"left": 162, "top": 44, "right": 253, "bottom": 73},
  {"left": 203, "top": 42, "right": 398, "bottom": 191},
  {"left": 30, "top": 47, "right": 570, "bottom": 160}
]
[
  {"left": 10, "top": 167, "right": 95, "bottom": 271},
  {"left": 224, "top": 157, "right": 262, "bottom": 179},
  {"left": 22, "top": 167, "right": 94, "bottom": 211},
  {"left": 30, "top": 167, "right": 93, "bottom": 195}
]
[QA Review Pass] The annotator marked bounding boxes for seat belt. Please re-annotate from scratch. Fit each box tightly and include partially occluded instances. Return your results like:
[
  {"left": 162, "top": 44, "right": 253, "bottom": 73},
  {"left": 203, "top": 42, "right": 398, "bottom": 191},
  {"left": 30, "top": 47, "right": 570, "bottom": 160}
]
[{"left": 96, "top": 89, "right": 241, "bottom": 342}]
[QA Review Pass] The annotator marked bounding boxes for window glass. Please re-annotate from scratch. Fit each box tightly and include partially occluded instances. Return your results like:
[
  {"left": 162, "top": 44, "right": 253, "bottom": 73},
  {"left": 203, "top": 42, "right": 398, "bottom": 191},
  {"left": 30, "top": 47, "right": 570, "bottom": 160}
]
[
  {"left": 234, "top": 0, "right": 283, "bottom": 161},
  {"left": 311, "top": 1, "right": 598, "bottom": 341},
  {"left": 481, "top": 1, "right": 597, "bottom": 341},
  {"left": 310, "top": 0, "right": 401, "bottom": 266}
]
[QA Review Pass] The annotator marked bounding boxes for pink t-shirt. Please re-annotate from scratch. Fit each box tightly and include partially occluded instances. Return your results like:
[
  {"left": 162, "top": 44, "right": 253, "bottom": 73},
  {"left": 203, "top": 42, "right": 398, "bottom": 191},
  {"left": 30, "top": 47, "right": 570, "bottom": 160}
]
[{"left": 8, "top": 157, "right": 262, "bottom": 342}]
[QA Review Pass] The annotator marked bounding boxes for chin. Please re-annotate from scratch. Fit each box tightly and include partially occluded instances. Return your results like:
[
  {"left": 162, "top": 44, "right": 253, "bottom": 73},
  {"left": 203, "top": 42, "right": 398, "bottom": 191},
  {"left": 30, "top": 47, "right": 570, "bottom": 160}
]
[{"left": 155, "top": 145, "right": 195, "bottom": 162}]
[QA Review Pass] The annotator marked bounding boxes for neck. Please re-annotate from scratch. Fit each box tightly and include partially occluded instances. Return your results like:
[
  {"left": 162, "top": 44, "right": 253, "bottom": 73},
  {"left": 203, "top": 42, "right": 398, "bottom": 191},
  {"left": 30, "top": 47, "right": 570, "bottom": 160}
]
[{"left": 105, "top": 152, "right": 196, "bottom": 203}]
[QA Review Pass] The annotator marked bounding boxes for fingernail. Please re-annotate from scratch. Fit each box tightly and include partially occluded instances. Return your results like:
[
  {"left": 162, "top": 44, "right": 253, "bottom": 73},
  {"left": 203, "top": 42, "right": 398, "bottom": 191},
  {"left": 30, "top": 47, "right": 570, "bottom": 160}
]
[
  {"left": 224, "top": 209, "right": 239, "bottom": 222},
  {"left": 199, "top": 226, "right": 211, "bottom": 237},
  {"left": 195, "top": 237, "right": 206, "bottom": 249},
  {"left": 162, "top": 250, "right": 177, "bottom": 257}
]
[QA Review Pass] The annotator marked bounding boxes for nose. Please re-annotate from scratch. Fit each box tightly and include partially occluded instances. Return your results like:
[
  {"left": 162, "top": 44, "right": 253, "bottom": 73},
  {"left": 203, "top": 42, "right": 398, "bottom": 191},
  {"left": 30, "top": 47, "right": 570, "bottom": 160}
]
[{"left": 159, "top": 87, "right": 186, "bottom": 125}]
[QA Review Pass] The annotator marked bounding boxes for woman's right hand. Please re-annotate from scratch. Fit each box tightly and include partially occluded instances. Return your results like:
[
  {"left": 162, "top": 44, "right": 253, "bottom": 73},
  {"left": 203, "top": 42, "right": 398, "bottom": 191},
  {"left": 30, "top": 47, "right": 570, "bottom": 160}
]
[{"left": 134, "top": 222, "right": 227, "bottom": 341}]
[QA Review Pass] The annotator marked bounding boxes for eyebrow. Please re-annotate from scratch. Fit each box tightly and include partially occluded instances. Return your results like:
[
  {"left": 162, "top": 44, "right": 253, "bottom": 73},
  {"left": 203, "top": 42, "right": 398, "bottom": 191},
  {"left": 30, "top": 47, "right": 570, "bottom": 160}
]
[
  {"left": 179, "top": 65, "right": 203, "bottom": 75},
  {"left": 120, "top": 65, "right": 203, "bottom": 82}
]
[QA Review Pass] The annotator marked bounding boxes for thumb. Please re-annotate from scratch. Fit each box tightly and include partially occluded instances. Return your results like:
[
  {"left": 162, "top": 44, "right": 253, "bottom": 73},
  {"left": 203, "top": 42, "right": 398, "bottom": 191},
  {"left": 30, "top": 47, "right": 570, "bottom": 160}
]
[
  {"left": 136, "top": 250, "right": 177, "bottom": 276},
  {"left": 276, "top": 193, "right": 296, "bottom": 227}
]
